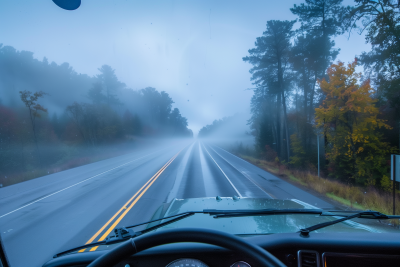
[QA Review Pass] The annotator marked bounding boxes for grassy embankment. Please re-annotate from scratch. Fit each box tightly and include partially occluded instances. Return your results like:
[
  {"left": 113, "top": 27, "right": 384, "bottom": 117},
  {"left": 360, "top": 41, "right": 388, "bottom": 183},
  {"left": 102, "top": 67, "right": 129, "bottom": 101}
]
[
  {"left": 0, "top": 141, "right": 143, "bottom": 188},
  {"left": 240, "top": 155, "right": 400, "bottom": 216}
]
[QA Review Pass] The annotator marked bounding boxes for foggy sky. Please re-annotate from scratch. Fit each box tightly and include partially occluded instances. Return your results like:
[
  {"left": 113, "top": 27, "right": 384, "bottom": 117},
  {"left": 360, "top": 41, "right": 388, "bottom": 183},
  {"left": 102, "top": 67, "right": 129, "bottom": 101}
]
[{"left": 0, "top": 0, "right": 369, "bottom": 134}]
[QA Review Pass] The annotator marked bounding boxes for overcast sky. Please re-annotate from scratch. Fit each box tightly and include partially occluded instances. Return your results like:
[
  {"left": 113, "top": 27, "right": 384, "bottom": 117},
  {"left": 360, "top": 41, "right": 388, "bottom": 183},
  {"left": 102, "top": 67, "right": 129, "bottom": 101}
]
[{"left": 0, "top": 0, "right": 369, "bottom": 134}]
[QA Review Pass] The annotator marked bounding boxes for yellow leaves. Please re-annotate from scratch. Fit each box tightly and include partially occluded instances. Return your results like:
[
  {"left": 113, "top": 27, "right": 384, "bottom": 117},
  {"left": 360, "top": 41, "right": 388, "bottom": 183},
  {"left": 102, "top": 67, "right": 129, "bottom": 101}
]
[{"left": 315, "top": 60, "right": 397, "bottom": 182}]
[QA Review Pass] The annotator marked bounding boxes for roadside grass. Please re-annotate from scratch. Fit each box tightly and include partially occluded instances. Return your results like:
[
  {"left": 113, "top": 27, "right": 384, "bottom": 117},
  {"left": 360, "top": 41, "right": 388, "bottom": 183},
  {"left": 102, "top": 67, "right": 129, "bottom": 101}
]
[
  {"left": 240, "top": 155, "right": 400, "bottom": 219},
  {"left": 326, "top": 193, "right": 365, "bottom": 210},
  {"left": 288, "top": 174, "right": 307, "bottom": 186},
  {"left": 0, "top": 142, "right": 141, "bottom": 187}
]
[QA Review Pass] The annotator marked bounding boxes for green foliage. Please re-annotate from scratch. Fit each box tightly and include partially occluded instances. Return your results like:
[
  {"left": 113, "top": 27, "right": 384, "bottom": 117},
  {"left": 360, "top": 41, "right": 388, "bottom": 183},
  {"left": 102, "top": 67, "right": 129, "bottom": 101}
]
[
  {"left": 315, "top": 60, "right": 397, "bottom": 185},
  {"left": 289, "top": 133, "right": 306, "bottom": 167},
  {"left": 347, "top": 0, "right": 400, "bottom": 118},
  {"left": 291, "top": 0, "right": 348, "bottom": 36},
  {"left": 380, "top": 175, "right": 393, "bottom": 192}
]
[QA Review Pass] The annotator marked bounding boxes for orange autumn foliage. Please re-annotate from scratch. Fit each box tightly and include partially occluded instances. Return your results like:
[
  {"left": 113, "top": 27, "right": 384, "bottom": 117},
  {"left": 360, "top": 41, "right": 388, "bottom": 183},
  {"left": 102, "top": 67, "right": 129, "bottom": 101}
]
[{"left": 315, "top": 60, "right": 396, "bottom": 187}]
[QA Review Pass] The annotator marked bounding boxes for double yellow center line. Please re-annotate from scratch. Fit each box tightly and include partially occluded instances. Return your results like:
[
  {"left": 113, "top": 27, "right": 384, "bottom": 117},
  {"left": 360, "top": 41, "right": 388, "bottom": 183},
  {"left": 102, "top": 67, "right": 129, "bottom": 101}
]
[{"left": 80, "top": 150, "right": 181, "bottom": 252}]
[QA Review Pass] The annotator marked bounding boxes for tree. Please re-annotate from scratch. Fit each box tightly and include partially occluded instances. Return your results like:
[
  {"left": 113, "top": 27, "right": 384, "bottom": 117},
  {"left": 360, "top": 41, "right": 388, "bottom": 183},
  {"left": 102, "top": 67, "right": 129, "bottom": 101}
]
[
  {"left": 248, "top": 93, "right": 276, "bottom": 155},
  {"left": 291, "top": 0, "right": 347, "bottom": 37},
  {"left": 66, "top": 102, "right": 86, "bottom": 143},
  {"left": 122, "top": 110, "right": 142, "bottom": 136},
  {"left": 290, "top": 1, "right": 346, "bottom": 169},
  {"left": 66, "top": 102, "right": 123, "bottom": 146},
  {"left": 315, "top": 60, "right": 396, "bottom": 185},
  {"left": 346, "top": 0, "right": 400, "bottom": 148},
  {"left": 290, "top": 0, "right": 344, "bottom": 119},
  {"left": 19, "top": 90, "right": 48, "bottom": 149},
  {"left": 97, "top": 65, "right": 125, "bottom": 106},
  {"left": 0, "top": 106, "right": 21, "bottom": 174},
  {"left": 243, "top": 20, "right": 295, "bottom": 161},
  {"left": 169, "top": 108, "right": 189, "bottom": 136},
  {"left": 88, "top": 81, "right": 107, "bottom": 104},
  {"left": 198, "top": 117, "right": 235, "bottom": 138},
  {"left": 291, "top": 0, "right": 344, "bottom": 113},
  {"left": 289, "top": 133, "right": 306, "bottom": 167},
  {"left": 140, "top": 87, "right": 174, "bottom": 129}
]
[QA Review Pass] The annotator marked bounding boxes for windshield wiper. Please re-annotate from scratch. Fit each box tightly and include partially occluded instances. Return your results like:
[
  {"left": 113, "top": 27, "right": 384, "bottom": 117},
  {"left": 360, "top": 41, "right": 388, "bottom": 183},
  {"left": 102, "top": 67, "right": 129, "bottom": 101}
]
[
  {"left": 204, "top": 208, "right": 330, "bottom": 218},
  {"left": 298, "top": 210, "right": 400, "bottom": 237},
  {"left": 55, "top": 208, "right": 321, "bottom": 257},
  {"left": 54, "top": 208, "right": 400, "bottom": 258},
  {"left": 54, "top": 211, "right": 199, "bottom": 258}
]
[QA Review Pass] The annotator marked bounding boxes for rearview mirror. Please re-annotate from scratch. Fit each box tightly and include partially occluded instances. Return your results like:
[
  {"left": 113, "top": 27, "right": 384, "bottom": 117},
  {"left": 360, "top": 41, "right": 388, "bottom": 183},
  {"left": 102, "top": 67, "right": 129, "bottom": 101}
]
[{"left": 52, "top": 0, "right": 81, "bottom": 10}]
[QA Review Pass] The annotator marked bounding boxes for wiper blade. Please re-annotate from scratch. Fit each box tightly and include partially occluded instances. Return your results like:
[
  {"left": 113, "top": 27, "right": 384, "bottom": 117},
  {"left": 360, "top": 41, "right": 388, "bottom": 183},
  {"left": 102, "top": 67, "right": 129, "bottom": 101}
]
[
  {"left": 204, "top": 208, "right": 327, "bottom": 218},
  {"left": 299, "top": 210, "right": 400, "bottom": 236},
  {"left": 54, "top": 211, "right": 198, "bottom": 258},
  {"left": 123, "top": 211, "right": 195, "bottom": 236}
]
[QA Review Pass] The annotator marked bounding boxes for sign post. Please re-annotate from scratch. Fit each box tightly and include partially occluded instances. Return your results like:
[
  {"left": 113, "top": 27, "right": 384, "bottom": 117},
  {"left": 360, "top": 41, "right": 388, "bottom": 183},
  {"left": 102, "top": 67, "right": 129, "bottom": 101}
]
[{"left": 390, "top": 154, "right": 400, "bottom": 215}]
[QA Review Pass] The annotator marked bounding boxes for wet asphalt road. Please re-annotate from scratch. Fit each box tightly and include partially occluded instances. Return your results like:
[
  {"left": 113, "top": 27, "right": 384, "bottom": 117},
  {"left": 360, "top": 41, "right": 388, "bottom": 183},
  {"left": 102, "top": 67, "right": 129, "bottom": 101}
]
[{"left": 0, "top": 140, "right": 334, "bottom": 267}]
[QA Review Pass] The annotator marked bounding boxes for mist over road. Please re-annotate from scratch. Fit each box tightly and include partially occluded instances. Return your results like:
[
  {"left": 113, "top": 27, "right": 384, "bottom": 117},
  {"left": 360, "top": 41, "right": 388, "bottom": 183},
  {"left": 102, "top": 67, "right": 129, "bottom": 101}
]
[{"left": 0, "top": 140, "right": 333, "bottom": 267}]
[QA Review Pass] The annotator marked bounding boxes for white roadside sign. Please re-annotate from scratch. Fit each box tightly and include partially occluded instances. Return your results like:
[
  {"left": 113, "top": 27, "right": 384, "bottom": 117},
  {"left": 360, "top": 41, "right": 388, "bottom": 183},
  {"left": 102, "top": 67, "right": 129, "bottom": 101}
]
[{"left": 391, "top": 154, "right": 400, "bottom": 182}]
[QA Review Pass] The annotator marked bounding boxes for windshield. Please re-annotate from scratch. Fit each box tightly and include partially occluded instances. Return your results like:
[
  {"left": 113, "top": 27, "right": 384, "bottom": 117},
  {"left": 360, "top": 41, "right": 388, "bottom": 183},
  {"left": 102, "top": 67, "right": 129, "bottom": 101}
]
[{"left": 0, "top": 1, "right": 399, "bottom": 266}]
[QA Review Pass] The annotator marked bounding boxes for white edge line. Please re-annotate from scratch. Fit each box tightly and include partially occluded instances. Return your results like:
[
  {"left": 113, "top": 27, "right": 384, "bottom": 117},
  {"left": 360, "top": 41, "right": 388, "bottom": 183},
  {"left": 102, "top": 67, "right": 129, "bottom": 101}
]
[
  {"left": 212, "top": 145, "right": 250, "bottom": 163},
  {"left": 201, "top": 144, "right": 242, "bottom": 198},
  {"left": 0, "top": 151, "right": 159, "bottom": 219},
  {"left": 206, "top": 144, "right": 273, "bottom": 199},
  {"left": 208, "top": 146, "right": 383, "bottom": 233}
]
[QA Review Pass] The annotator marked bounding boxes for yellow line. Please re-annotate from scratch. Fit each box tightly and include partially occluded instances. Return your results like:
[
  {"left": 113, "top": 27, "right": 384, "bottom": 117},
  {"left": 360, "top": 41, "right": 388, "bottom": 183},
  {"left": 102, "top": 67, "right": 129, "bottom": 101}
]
[
  {"left": 89, "top": 153, "right": 179, "bottom": 251},
  {"left": 81, "top": 151, "right": 181, "bottom": 252},
  {"left": 79, "top": 156, "right": 175, "bottom": 252}
]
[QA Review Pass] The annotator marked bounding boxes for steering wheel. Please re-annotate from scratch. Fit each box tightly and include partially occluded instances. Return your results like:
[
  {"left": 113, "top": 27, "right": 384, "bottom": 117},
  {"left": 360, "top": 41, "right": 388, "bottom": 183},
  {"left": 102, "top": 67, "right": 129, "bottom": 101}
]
[{"left": 87, "top": 228, "right": 286, "bottom": 267}]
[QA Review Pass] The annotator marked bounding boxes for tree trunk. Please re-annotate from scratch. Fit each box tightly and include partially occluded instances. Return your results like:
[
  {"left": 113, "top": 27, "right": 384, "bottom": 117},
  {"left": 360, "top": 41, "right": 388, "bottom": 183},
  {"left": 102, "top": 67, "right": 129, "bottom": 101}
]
[{"left": 28, "top": 108, "right": 39, "bottom": 150}]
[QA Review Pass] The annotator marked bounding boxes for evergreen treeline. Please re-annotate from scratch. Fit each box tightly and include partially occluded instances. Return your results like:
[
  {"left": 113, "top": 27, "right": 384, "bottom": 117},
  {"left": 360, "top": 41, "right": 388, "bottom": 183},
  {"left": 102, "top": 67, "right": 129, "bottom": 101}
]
[
  {"left": 198, "top": 117, "right": 236, "bottom": 138},
  {"left": 0, "top": 44, "right": 192, "bottom": 184},
  {"left": 242, "top": 0, "right": 399, "bottom": 189}
]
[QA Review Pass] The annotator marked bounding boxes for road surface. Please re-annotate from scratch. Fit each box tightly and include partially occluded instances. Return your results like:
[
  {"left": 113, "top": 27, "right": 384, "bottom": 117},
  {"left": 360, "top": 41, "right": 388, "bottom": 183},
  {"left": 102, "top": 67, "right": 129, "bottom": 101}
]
[{"left": 0, "top": 140, "right": 334, "bottom": 267}]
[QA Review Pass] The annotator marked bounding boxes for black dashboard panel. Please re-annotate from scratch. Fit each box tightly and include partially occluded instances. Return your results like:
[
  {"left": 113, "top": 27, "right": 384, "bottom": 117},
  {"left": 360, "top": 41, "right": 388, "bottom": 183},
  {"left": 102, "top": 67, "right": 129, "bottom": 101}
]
[
  {"left": 42, "top": 232, "right": 400, "bottom": 267},
  {"left": 322, "top": 252, "right": 400, "bottom": 267}
]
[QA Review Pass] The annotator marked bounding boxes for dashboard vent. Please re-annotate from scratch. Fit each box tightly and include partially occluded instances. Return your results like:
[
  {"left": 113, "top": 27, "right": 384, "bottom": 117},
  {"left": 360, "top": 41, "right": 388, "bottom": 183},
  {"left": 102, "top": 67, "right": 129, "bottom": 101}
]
[{"left": 298, "top": 250, "right": 319, "bottom": 267}]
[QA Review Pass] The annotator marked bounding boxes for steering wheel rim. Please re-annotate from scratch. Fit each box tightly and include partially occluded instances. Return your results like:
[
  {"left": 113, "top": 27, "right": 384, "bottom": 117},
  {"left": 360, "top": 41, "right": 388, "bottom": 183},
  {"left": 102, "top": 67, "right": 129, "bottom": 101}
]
[{"left": 87, "top": 228, "right": 286, "bottom": 267}]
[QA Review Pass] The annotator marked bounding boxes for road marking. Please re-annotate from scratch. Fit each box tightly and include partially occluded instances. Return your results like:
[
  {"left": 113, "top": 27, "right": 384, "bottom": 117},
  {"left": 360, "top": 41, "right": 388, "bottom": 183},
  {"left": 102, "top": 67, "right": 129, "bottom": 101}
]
[
  {"left": 166, "top": 142, "right": 195, "bottom": 202},
  {"left": 207, "top": 144, "right": 273, "bottom": 199},
  {"left": 81, "top": 150, "right": 181, "bottom": 252},
  {"left": 202, "top": 144, "right": 242, "bottom": 198},
  {"left": 0, "top": 151, "right": 161, "bottom": 219},
  {"left": 212, "top": 145, "right": 250, "bottom": 164}
]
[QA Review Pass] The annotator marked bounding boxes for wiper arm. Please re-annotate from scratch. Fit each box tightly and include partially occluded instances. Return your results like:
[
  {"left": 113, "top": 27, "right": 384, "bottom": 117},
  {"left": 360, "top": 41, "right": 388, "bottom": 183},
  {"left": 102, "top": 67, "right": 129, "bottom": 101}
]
[
  {"left": 54, "top": 208, "right": 327, "bottom": 257},
  {"left": 54, "top": 211, "right": 198, "bottom": 258},
  {"left": 204, "top": 208, "right": 327, "bottom": 218},
  {"left": 299, "top": 210, "right": 400, "bottom": 237}
]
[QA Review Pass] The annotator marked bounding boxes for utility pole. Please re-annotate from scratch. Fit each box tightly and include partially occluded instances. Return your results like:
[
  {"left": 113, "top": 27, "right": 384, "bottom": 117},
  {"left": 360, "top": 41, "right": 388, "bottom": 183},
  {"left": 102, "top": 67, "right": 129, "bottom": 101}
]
[
  {"left": 393, "top": 154, "right": 396, "bottom": 215},
  {"left": 317, "top": 134, "right": 320, "bottom": 178}
]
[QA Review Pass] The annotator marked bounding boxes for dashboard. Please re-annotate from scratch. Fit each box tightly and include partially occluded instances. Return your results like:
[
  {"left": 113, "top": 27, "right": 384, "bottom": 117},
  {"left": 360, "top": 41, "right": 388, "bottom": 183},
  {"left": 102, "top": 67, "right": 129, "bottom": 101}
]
[{"left": 42, "top": 232, "right": 400, "bottom": 267}]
